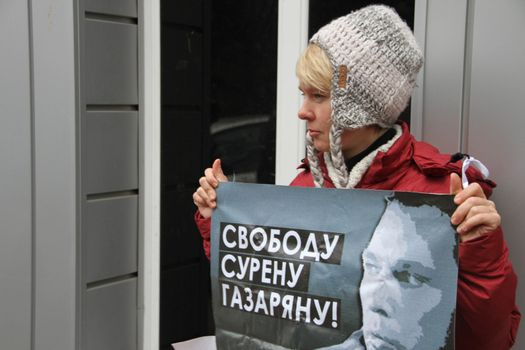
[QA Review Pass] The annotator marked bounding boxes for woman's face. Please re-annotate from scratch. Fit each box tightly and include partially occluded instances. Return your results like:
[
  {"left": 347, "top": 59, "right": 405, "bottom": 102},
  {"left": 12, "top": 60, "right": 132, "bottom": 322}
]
[
  {"left": 298, "top": 83, "right": 332, "bottom": 153},
  {"left": 298, "top": 83, "right": 382, "bottom": 158}
]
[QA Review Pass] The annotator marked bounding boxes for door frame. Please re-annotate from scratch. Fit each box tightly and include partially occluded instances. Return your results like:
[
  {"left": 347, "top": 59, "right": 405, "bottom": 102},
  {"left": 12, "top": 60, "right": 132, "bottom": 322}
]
[
  {"left": 139, "top": 0, "right": 161, "bottom": 349},
  {"left": 275, "top": 0, "right": 309, "bottom": 185}
]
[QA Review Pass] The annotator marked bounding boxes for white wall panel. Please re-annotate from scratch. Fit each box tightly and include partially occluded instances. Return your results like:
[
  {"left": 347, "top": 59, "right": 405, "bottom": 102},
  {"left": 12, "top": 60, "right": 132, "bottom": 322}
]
[
  {"left": 85, "top": 111, "right": 139, "bottom": 194},
  {"left": 31, "top": 0, "right": 79, "bottom": 349},
  {"left": 0, "top": 1, "right": 32, "bottom": 349},
  {"left": 1, "top": 0, "right": 149, "bottom": 349},
  {"left": 465, "top": 1, "right": 525, "bottom": 347},
  {"left": 86, "top": 0, "right": 137, "bottom": 18},
  {"left": 84, "top": 196, "right": 138, "bottom": 283},
  {"left": 84, "top": 278, "right": 137, "bottom": 350},
  {"left": 85, "top": 19, "right": 138, "bottom": 105},
  {"left": 420, "top": 0, "right": 524, "bottom": 347},
  {"left": 420, "top": 0, "right": 467, "bottom": 153}
]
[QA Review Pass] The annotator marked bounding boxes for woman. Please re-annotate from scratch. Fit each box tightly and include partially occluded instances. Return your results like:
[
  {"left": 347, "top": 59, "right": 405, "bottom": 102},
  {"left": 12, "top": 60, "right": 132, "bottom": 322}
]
[{"left": 193, "top": 5, "right": 520, "bottom": 349}]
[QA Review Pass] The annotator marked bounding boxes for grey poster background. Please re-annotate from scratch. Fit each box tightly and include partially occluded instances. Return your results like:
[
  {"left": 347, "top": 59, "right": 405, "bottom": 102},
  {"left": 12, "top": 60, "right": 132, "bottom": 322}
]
[{"left": 210, "top": 182, "right": 458, "bottom": 349}]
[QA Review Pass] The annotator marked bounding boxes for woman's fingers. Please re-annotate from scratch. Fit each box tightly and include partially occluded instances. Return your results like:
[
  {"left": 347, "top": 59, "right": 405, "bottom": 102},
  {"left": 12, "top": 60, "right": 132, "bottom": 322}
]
[
  {"left": 195, "top": 183, "right": 216, "bottom": 208},
  {"left": 449, "top": 174, "right": 500, "bottom": 242},
  {"left": 451, "top": 197, "right": 493, "bottom": 225},
  {"left": 456, "top": 206, "right": 500, "bottom": 235},
  {"left": 212, "top": 159, "right": 228, "bottom": 182},
  {"left": 193, "top": 159, "right": 228, "bottom": 219},
  {"left": 451, "top": 196, "right": 500, "bottom": 242},
  {"left": 453, "top": 181, "right": 486, "bottom": 205}
]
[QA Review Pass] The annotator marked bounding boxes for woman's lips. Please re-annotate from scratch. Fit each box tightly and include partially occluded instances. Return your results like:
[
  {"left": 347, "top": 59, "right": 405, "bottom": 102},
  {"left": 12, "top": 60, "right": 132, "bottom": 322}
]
[{"left": 308, "top": 129, "right": 320, "bottom": 137}]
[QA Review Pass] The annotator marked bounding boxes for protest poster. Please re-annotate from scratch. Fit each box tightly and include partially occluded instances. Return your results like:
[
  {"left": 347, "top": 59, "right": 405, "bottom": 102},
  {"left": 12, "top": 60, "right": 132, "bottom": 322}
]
[{"left": 211, "top": 182, "right": 458, "bottom": 350}]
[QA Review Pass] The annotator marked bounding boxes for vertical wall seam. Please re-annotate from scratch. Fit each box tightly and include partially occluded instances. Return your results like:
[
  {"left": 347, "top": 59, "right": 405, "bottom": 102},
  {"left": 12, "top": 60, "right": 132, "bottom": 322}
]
[
  {"left": 297, "top": 0, "right": 309, "bottom": 163},
  {"left": 141, "top": 0, "right": 161, "bottom": 347},
  {"left": 411, "top": 0, "right": 428, "bottom": 141},
  {"left": 460, "top": 0, "right": 475, "bottom": 153},
  {"left": 275, "top": 0, "right": 308, "bottom": 185},
  {"left": 27, "top": 0, "right": 36, "bottom": 349},
  {"left": 73, "top": 0, "right": 82, "bottom": 348},
  {"left": 137, "top": 1, "right": 144, "bottom": 348}
]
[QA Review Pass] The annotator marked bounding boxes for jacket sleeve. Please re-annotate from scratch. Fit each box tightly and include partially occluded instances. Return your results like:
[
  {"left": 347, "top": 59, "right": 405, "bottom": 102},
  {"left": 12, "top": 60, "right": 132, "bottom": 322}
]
[
  {"left": 456, "top": 226, "right": 521, "bottom": 349},
  {"left": 194, "top": 210, "right": 211, "bottom": 260}
]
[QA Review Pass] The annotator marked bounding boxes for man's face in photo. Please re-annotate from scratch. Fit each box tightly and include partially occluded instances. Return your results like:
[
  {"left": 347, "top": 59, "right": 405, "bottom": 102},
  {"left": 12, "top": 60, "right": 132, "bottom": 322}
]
[{"left": 359, "top": 200, "right": 449, "bottom": 349}]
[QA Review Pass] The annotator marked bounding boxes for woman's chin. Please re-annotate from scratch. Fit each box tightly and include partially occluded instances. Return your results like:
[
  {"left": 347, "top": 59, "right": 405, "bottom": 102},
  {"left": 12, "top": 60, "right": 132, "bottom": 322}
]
[{"left": 312, "top": 141, "right": 329, "bottom": 153}]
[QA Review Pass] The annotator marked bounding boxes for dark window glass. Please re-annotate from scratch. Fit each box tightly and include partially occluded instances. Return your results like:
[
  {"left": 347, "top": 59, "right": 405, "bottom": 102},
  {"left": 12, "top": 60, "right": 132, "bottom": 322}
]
[
  {"left": 210, "top": 1, "right": 277, "bottom": 184},
  {"left": 159, "top": 2, "right": 278, "bottom": 348}
]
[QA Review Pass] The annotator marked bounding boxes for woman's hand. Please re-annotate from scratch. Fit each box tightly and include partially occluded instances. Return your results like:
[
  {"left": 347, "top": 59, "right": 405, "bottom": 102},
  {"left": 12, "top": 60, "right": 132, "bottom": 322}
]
[
  {"left": 450, "top": 173, "right": 501, "bottom": 242},
  {"left": 193, "top": 159, "right": 228, "bottom": 218}
]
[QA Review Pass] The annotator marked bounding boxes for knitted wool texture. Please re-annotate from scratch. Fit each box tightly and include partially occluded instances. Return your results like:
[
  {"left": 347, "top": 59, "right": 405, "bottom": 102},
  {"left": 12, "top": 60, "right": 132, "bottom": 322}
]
[{"left": 306, "top": 5, "right": 424, "bottom": 188}]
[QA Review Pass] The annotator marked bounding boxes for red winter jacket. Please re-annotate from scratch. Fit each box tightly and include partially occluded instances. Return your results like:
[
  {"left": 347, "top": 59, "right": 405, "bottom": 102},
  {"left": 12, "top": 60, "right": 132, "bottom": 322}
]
[{"left": 194, "top": 122, "right": 520, "bottom": 349}]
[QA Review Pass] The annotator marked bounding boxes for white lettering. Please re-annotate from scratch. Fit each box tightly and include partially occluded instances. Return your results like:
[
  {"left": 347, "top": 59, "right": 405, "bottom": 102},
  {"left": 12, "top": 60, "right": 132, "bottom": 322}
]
[
  {"left": 254, "top": 290, "right": 269, "bottom": 315},
  {"left": 283, "top": 231, "right": 301, "bottom": 256},
  {"left": 222, "top": 224, "right": 236, "bottom": 248},
  {"left": 222, "top": 284, "right": 338, "bottom": 328},
  {"left": 236, "top": 255, "right": 250, "bottom": 280},
  {"left": 295, "top": 296, "right": 311, "bottom": 323},
  {"left": 273, "top": 260, "right": 286, "bottom": 286},
  {"left": 313, "top": 299, "right": 330, "bottom": 326},
  {"left": 269, "top": 292, "right": 281, "bottom": 316},
  {"left": 231, "top": 286, "right": 243, "bottom": 310},
  {"left": 221, "top": 254, "right": 236, "bottom": 279},
  {"left": 249, "top": 257, "right": 260, "bottom": 281},
  {"left": 261, "top": 259, "right": 272, "bottom": 284},
  {"left": 221, "top": 283, "right": 230, "bottom": 306},
  {"left": 287, "top": 263, "right": 304, "bottom": 288},
  {"left": 320, "top": 234, "right": 340, "bottom": 261},
  {"left": 250, "top": 227, "right": 267, "bottom": 251},
  {"left": 238, "top": 225, "right": 248, "bottom": 249},
  {"left": 300, "top": 234, "right": 320, "bottom": 261},
  {"left": 268, "top": 229, "right": 281, "bottom": 253},
  {"left": 244, "top": 287, "right": 254, "bottom": 312},
  {"left": 223, "top": 256, "right": 306, "bottom": 288},
  {"left": 281, "top": 295, "right": 294, "bottom": 320},
  {"left": 221, "top": 224, "right": 343, "bottom": 263}
]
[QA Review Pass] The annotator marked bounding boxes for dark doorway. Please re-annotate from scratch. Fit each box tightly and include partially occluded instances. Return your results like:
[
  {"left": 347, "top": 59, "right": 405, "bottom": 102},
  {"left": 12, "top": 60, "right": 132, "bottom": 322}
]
[
  {"left": 159, "top": 1, "right": 213, "bottom": 349},
  {"left": 159, "top": 1, "right": 278, "bottom": 348},
  {"left": 209, "top": 1, "right": 277, "bottom": 184}
]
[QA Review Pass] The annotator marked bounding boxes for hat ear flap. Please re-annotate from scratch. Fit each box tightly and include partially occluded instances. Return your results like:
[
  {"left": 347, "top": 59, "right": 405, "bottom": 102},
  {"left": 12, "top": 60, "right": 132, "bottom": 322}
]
[
  {"left": 306, "top": 133, "right": 324, "bottom": 188},
  {"left": 327, "top": 124, "right": 349, "bottom": 188}
]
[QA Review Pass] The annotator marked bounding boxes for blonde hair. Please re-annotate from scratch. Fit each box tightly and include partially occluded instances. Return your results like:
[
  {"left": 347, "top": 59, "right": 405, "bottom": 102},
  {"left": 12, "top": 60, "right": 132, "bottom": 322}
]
[
  {"left": 297, "top": 44, "right": 334, "bottom": 188},
  {"left": 296, "top": 44, "right": 332, "bottom": 94}
]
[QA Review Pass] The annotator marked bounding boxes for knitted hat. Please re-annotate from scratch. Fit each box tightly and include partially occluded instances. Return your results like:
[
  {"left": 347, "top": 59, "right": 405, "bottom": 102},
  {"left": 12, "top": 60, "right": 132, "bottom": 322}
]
[
  {"left": 306, "top": 5, "right": 423, "bottom": 188},
  {"left": 310, "top": 5, "right": 423, "bottom": 129}
]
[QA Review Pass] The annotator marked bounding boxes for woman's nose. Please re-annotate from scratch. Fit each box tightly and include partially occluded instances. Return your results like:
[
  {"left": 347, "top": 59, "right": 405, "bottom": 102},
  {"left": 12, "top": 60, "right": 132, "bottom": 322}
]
[{"left": 298, "top": 101, "right": 314, "bottom": 121}]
